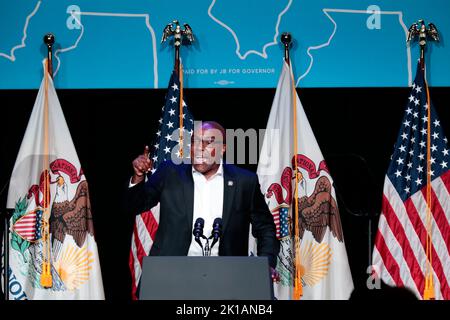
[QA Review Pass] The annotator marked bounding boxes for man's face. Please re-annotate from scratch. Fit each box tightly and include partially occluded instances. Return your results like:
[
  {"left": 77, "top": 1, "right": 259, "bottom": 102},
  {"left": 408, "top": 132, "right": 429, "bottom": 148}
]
[{"left": 190, "top": 127, "right": 225, "bottom": 174}]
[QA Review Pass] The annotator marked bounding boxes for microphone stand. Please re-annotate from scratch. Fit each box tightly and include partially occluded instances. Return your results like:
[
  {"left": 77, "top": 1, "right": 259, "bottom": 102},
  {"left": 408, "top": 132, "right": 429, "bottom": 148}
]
[
  {"left": 206, "top": 233, "right": 221, "bottom": 256},
  {"left": 203, "top": 237, "right": 211, "bottom": 257}
]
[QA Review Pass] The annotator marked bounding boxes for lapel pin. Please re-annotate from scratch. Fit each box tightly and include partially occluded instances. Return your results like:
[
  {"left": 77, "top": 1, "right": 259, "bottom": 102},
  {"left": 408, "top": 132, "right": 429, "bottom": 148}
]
[{"left": 228, "top": 180, "right": 234, "bottom": 186}]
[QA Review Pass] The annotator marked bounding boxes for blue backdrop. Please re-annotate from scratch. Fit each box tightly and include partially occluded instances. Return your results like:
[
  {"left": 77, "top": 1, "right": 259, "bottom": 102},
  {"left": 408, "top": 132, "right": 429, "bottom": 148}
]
[{"left": 0, "top": 0, "right": 449, "bottom": 89}]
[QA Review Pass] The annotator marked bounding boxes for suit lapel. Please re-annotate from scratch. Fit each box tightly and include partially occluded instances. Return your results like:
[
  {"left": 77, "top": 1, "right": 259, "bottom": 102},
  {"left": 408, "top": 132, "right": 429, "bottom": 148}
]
[
  {"left": 183, "top": 164, "right": 195, "bottom": 230},
  {"left": 222, "top": 164, "right": 236, "bottom": 232}
]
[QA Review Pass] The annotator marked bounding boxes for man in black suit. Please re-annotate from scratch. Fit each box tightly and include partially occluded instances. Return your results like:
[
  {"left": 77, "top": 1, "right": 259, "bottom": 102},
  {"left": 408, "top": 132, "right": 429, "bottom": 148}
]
[{"left": 127, "top": 121, "right": 279, "bottom": 269}]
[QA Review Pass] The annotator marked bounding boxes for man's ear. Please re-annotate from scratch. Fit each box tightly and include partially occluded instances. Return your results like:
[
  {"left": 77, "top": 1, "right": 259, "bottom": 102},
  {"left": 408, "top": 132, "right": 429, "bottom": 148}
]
[{"left": 221, "top": 144, "right": 226, "bottom": 156}]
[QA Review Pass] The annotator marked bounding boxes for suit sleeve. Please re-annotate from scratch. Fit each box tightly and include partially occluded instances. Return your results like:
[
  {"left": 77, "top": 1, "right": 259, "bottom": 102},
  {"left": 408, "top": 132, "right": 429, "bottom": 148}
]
[
  {"left": 250, "top": 176, "right": 280, "bottom": 268},
  {"left": 125, "top": 162, "right": 168, "bottom": 215}
]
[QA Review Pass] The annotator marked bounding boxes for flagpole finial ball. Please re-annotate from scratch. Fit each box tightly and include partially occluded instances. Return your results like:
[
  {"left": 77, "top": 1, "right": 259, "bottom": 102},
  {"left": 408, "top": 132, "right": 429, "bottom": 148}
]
[
  {"left": 43, "top": 34, "right": 55, "bottom": 47},
  {"left": 281, "top": 33, "right": 292, "bottom": 46}
]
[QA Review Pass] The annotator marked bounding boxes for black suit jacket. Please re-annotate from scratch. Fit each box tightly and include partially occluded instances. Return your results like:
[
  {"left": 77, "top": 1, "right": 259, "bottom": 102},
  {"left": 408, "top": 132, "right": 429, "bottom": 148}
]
[{"left": 127, "top": 161, "right": 279, "bottom": 268}]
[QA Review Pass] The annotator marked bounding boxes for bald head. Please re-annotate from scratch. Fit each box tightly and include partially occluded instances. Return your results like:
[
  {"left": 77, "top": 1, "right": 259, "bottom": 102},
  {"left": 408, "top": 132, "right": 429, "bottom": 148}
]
[{"left": 201, "top": 121, "right": 226, "bottom": 144}]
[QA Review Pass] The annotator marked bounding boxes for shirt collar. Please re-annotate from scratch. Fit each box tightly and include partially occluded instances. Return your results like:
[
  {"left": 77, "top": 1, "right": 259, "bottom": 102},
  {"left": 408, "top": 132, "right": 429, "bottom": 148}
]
[{"left": 192, "top": 159, "right": 224, "bottom": 178}]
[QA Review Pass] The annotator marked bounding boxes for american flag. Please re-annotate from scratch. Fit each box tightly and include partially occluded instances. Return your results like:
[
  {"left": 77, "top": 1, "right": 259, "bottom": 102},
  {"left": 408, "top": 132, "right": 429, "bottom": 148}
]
[
  {"left": 129, "top": 68, "right": 194, "bottom": 299},
  {"left": 272, "top": 206, "right": 289, "bottom": 239},
  {"left": 372, "top": 63, "right": 450, "bottom": 300},
  {"left": 12, "top": 208, "right": 43, "bottom": 242}
]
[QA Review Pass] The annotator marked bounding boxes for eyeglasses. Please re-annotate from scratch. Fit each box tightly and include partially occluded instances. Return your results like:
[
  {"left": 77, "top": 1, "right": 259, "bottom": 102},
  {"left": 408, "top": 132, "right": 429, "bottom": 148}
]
[{"left": 191, "top": 137, "right": 224, "bottom": 148}]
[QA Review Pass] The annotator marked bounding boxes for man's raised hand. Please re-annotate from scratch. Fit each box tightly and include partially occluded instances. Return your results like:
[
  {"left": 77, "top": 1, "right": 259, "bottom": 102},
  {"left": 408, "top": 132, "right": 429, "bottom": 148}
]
[{"left": 131, "top": 146, "right": 152, "bottom": 184}]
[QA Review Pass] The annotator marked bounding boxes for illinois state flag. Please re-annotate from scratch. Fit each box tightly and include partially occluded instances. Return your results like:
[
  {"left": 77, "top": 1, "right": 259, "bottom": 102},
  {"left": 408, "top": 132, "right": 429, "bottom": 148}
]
[
  {"left": 252, "top": 60, "right": 353, "bottom": 299},
  {"left": 372, "top": 64, "right": 450, "bottom": 300},
  {"left": 4, "top": 61, "right": 104, "bottom": 299}
]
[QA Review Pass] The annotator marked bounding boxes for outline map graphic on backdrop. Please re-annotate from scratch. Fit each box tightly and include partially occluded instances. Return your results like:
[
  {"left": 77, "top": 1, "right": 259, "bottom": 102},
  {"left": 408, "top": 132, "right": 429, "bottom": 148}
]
[{"left": 0, "top": 0, "right": 449, "bottom": 89}]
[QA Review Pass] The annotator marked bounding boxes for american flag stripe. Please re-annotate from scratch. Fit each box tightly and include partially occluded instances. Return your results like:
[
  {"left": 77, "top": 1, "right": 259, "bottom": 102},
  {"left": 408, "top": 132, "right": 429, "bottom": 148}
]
[
  {"left": 13, "top": 213, "right": 38, "bottom": 241},
  {"left": 404, "top": 196, "right": 450, "bottom": 296},
  {"left": 382, "top": 180, "right": 428, "bottom": 287},
  {"left": 130, "top": 216, "right": 152, "bottom": 296},
  {"left": 131, "top": 223, "right": 147, "bottom": 277},
  {"left": 379, "top": 179, "right": 450, "bottom": 299},
  {"left": 14, "top": 226, "right": 35, "bottom": 230},
  {"left": 141, "top": 207, "right": 160, "bottom": 240},
  {"left": 413, "top": 195, "right": 450, "bottom": 299},
  {"left": 442, "top": 172, "right": 450, "bottom": 195},
  {"left": 375, "top": 214, "right": 422, "bottom": 296},
  {"left": 432, "top": 175, "right": 450, "bottom": 223},
  {"left": 15, "top": 229, "right": 35, "bottom": 233},
  {"left": 407, "top": 193, "right": 450, "bottom": 299},
  {"left": 382, "top": 194, "right": 425, "bottom": 297},
  {"left": 15, "top": 219, "right": 36, "bottom": 225},
  {"left": 434, "top": 177, "right": 450, "bottom": 225},
  {"left": 136, "top": 214, "right": 155, "bottom": 252},
  {"left": 373, "top": 223, "right": 405, "bottom": 287},
  {"left": 426, "top": 188, "right": 450, "bottom": 255},
  {"left": 272, "top": 213, "right": 281, "bottom": 237},
  {"left": 409, "top": 190, "right": 450, "bottom": 284},
  {"left": 383, "top": 180, "right": 429, "bottom": 273},
  {"left": 16, "top": 216, "right": 36, "bottom": 221},
  {"left": 130, "top": 207, "right": 159, "bottom": 299},
  {"left": 130, "top": 232, "right": 142, "bottom": 296}
]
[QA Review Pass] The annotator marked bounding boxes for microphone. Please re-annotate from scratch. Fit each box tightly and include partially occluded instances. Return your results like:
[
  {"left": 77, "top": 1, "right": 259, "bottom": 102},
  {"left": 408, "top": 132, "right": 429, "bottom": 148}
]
[
  {"left": 193, "top": 217, "right": 205, "bottom": 249},
  {"left": 193, "top": 217, "right": 205, "bottom": 240},
  {"left": 210, "top": 217, "right": 222, "bottom": 249}
]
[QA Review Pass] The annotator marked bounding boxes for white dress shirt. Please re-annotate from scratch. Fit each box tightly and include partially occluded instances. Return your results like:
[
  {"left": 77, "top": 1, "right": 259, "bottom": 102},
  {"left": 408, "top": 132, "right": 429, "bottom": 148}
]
[
  {"left": 130, "top": 163, "right": 224, "bottom": 256},
  {"left": 187, "top": 163, "right": 224, "bottom": 256}
]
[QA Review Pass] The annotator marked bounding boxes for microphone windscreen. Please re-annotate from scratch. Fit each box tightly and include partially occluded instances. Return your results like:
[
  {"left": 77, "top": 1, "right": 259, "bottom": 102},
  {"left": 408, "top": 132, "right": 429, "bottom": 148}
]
[
  {"left": 213, "top": 217, "right": 222, "bottom": 227},
  {"left": 195, "top": 217, "right": 205, "bottom": 227}
]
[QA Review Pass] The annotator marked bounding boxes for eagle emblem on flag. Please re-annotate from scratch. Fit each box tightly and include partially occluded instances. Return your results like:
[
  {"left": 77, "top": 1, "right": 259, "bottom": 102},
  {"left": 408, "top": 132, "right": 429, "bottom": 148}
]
[
  {"left": 10, "top": 158, "right": 95, "bottom": 292},
  {"left": 265, "top": 154, "right": 343, "bottom": 243},
  {"left": 264, "top": 154, "right": 341, "bottom": 288}
]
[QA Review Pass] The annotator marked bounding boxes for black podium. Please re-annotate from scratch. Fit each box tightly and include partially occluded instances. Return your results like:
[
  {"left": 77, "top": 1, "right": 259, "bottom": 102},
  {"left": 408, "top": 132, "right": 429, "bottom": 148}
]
[{"left": 139, "top": 256, "right": 274, "bottom": 300}]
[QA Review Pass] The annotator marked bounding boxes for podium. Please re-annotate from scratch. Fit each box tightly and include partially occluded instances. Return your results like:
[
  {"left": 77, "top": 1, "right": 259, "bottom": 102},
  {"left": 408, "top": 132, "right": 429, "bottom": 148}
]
[{"left": 139, "top": 256, "right": 274, "bottom": 300}]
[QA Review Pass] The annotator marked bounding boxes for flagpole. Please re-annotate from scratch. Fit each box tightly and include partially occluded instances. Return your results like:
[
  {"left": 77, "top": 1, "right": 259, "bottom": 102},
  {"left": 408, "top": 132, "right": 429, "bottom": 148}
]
[
  {"left": 40, "top": 34, "right": 55, "bottom": 288},
  {"left": 44, "top": 34, "right": 55, "bottom": 79},
  {"left": 281, "top": 32, "right": 291, "bottom": 65},
  {"left": 407, "top": 19, "right": 439, "bottom": 301},
  {"left": 174, "top": 28, "right": 182, "bottom": 157},
  {"left": 282, "top": 32, "right": 303, "bottom": 299},
  {"left": 161, "top": 21, "right": 194, "bottom": 158}
]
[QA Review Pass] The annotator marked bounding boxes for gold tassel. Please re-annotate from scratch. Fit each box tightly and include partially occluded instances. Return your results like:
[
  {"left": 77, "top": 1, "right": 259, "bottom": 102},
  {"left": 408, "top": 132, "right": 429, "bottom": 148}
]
[
  {"left": 40, "top": 262, "right": 53, "bottom": 288},
  {"left": 293, "top": 265, "right": 303, "bottom": 299},
  {"left": 423, "top": 274, "right": 435, "bottom": 300},
  {"left": 293, "top": 236, "right": 303, "bottom": 300}
]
